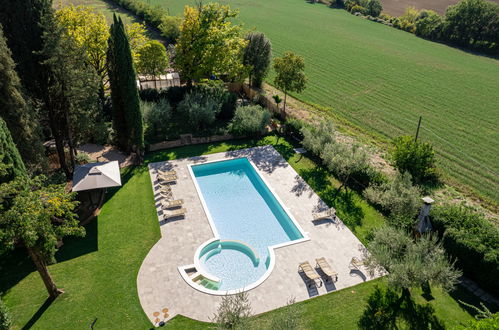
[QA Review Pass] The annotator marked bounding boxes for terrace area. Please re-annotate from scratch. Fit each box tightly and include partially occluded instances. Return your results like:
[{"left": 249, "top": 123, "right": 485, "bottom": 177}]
[{"left": 138, "top": 145, "right": 379, "bottom": 324}]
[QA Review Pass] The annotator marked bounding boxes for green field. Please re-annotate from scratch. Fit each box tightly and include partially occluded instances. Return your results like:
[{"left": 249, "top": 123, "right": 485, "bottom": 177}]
[{"left": 142, "top": 0, "right": 499, "bottom": 206}]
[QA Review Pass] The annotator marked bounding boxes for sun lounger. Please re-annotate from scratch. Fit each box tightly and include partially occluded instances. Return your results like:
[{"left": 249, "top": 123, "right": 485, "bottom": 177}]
[
  {"left": 163, "top": 208, "right": 187, "bottom": 219},
  {"left": 350, "top": 257, "right": 364, "bottom": 270},
  {"left": 161, "top": 199, "right": 184, "bottom": 209},
  {"left": 312, "top": 208, "right": 336, "bottom": 221},
  {"left": 315, "top": 257, "right": 338, "bottom": 282},
  {"left": 299, "top": 261, "right": 322, "bottom": 287},
  {"left": 157, "top": 169, "right": 176, "bottom": 176},
  {"left": 158, "top": 173, "right": 177, "bottom": 183}
]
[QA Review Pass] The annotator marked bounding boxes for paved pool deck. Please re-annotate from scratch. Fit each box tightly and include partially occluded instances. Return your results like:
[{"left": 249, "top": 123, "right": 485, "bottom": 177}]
[{"left": 137, "top": 145, "right": 379, "bottom": 326}]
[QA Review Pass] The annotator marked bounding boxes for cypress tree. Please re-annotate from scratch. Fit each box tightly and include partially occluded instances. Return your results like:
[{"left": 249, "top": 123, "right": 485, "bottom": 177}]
[
  {"left": 0, "top": 117, "right": 27, "bottom": 183},
  {"left": 0, "top": 25, "right": 45, "bottom": 171},
  {"left": 107, "top": 15, "right": 143, "bottom": 154},
  {"left": 0, "top": 0, "right": 51, "bottom": 101}
]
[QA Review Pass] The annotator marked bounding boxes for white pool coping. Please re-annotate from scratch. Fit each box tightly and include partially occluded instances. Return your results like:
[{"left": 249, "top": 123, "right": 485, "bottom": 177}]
[{"left": 179, "top": 157, "right": 310, "bottom": 295}]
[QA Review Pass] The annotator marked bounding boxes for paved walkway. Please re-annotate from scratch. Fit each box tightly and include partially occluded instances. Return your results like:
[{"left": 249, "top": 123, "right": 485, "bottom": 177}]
[{"left": 137, "top": 146, "right": 380, "bottom": 326}]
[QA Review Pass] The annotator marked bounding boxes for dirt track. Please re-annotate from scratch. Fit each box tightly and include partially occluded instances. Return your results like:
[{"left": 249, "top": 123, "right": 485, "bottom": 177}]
[{"left": 381, "top": 0, "right": 498, "bottom": 16}]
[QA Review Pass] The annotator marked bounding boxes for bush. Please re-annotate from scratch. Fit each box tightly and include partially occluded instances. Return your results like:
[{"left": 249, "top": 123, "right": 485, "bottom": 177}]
[
  {"left": 301, "top": 122, "right": 381, "bottom": 191},
  {"left": 364, "top": 171, "right": 421, "bottom": 225},
  {"left": 365, "top": 0, "right": 382, "bottom": 17},
  {"left": 0, "top": 298, "right": 11, "bottom": 330},
  {"left": 178, "top": 90, "right": 221, "bottom": 130},
  {"left": 285, "top": 118, "right": 306, "bottom": 141},
  {"left": 142, "top": 99, "right": 172, "bottom": 143},
  {"left": 218, "top": 92, "right": 238, "bottom": 120},
  {"left": 139, "top": 88, "right": 160, "bottom": 102},
  {"left": 229, "top": 105, "right": 271, "bottom": 136},
  {"left": 158, "top": 16, "right": 182, "bottom": 44},
  {"left": 431, "top": 204, "right": 499, "bottom": 296},
  {"left": 212, "top": 292, "right": 251, "bottom": 329},
  {"left": 75, "top": 152, "right": 92, "bottom": 165},
  {"left": 159, "top": 86, "right": 188, "bottom": 108},
  {"left": 415, "top": 10, "right": 443, "bottom": 40},
  {"left": 350, "top": 4, "right": 367, "bottom": 14},
  {"left": 391, "top": 136, "right": 437, "bottom": 184}
]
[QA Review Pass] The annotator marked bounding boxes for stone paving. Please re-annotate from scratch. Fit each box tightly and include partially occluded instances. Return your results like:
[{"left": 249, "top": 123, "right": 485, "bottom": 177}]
[{"left": 137, "top": 146, "right": 380, "bottom": 325}]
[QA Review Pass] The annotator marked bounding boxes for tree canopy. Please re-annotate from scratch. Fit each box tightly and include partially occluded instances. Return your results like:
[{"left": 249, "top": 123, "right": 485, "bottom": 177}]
[
  {"left": 0, "top": 25, "right": 45, "bottom": 171},
  {"left": 0, "top": 175, "right": 84, "bottom": 298},
  {"left": 136, "top": 40, "right": 169, "bottom": 81},
  {"left": 175, "top": 3, "right": 247, "bottom": 84},
  {"left": 273, "top": 52, "right": 307, "bottom": 116},
  {"left": 243, "top": 32, "right": 272, "bottom": 88},
  {"left": 0, "top": 117, "right": 27, "bottom": 183},
  {"left": 363, "top": 226, "right": 461, "bottom": 299}
]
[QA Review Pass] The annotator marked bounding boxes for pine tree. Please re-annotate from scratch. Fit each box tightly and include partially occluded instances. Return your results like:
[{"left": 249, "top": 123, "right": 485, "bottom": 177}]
[
  {"left": 0, "top": 25, "right": 45, "bottom": 171},
  {"left": 0, "top": 117, "right": 27, "bottom": 183},
  {"left": 107, "top": 15, "right": 143, "bottom": 155}
]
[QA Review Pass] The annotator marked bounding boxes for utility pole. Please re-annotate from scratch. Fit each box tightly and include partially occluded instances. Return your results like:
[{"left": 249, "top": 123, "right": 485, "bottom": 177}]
[{"left": 414, "top": 116, "right": 422, "bottom": 142}]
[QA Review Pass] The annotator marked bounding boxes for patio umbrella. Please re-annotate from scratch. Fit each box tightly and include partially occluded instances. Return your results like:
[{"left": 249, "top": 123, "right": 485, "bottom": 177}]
[{"left": 72, "top": 161, "right": 122, "bottom": 192}]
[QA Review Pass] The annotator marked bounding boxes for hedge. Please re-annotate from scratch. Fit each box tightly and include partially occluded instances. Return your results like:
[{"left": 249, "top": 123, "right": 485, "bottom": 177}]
[{"left": 431, "top": 204, "right": 499, "bottom": 296}]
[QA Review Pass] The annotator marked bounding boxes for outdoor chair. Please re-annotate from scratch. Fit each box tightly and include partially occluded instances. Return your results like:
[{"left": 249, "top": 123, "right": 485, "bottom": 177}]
[
  {"left": 161, "top": 199, "right": 184, "bottom": 209},
  {"left": 298, "top": 261, "right": 322, "bottom": 288},
  {"left": 315, "top": 257, "right": 338, "bottom": 282},
  {"left": 312, "top": 207, "right": 336, "bottom": 221},
  {"left": 158, "top": 173, "right": 177, "bottom": 183},
  {"left": 157, "top": 169, "right": 176, "bottom": 177},
  {"left": 163, "top": 208, "right": 187, "bottom": 219},
  {"left": 349, "top": 257, "right": 364, "bottom": 270}
]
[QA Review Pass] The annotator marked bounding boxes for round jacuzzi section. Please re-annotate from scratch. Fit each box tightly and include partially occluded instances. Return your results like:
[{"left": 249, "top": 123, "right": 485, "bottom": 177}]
[{"left": 193, "top": 239, "right": 272, "bottom": 292}]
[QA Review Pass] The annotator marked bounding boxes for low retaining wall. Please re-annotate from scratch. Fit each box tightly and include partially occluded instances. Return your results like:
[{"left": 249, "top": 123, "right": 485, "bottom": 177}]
[{"left": 149, "top": 134, "right": 240, "bottom": 152}]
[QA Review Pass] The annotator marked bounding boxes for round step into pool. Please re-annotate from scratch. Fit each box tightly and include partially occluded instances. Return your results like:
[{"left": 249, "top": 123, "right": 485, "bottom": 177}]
[{"left": 198, "top": 240, "right": 268, "bottom": 291}]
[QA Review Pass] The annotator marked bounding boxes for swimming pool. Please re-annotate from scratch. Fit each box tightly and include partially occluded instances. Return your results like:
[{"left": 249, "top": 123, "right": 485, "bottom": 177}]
[{"left": 179, "top": 157, "right": 308, "bottom": 294}]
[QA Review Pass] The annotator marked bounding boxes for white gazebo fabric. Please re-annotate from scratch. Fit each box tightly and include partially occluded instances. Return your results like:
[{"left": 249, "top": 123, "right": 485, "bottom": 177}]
[{"left": 72, "top": 161, "right": 122, "bottom": 192}]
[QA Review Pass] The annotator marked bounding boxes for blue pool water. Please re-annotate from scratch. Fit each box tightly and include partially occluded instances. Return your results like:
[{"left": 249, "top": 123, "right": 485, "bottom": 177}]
[{"left": 192, "top": 157, "right": 303, "bottom": 291}]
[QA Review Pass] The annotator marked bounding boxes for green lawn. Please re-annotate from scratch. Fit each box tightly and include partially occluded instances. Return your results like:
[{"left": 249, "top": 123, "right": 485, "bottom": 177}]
[
  {"left": 139, "top": 0, "right": 499, "bottom": 206},
  {"left": 0, "top": 136, "right": 491, "bottom": 329}
]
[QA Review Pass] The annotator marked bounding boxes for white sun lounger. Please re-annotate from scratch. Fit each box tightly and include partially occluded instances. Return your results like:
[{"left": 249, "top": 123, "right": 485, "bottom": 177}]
[
  {"left": 315, "top": 257, "right": 338, "bottom": 282},
  {"left": 163, "top": 208, "right": 187, "bottom": 219},
  {"left": 299, "top": 261, "right": 322, "bottom": 288},
  {"left": 312, "top": 208, "right": 336, "bottom": 221},
  {"left": 161, "top": 199, "right": 184, "bottom": 209}
]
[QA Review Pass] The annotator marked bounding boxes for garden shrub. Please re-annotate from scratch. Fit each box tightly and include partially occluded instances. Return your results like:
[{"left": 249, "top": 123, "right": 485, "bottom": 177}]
[
  {"left": 391, "top": 135, "right": 437, "bottom": 184},
  {"left": 160, "top": 86, "right": 188, "bottom": 108},
  {"left": 363, "top": 171, "right": 421, "bottom": 224},
  {"left": 212, "top": 291, "right": 251, "bottom": 329},
  {"left": 0, "top": 298, "right": 11, "bottom": 330},
  {"left": 431, "top": 204, "right": 499, "bottom": 296},
  {"left": 228, "top": 105, "right": 271, "bottom": 136},
  {"left": 285, "top": 117, "right": 306, "bottom": 141},
  {"left": 301, "top": 122, "right": 380, "bottom": 191},
  {"left": 218, "top": 92, "right": 238, "bottom": 120},
  {"left": 142, "top": 99, "right": 172, "bottom": 143},
  {"left": 365, "top": 0, "right": 382, "bottom": 17},
  {"left": 75, "top": 152, "right": 92, "bottom": 165},
  {"left": 415, "top": 10, "right": 443, "bottom": 40},
  {"left": 139, "top": 88, "right": 160, "bottom": 102},
  {"left": 158, "top": 16, "right": 182, "bottom": 44},
  {"left": 350, "top": 4, "right": 367, "bottom": 14},
  {"left": 177, "top": 89, "right": 221, "bottom": 130}
]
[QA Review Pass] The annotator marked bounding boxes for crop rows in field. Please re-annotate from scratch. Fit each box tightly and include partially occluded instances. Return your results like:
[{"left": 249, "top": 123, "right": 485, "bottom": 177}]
[{"left": 150, "top": 0, "right": 499, "bottom": 203}]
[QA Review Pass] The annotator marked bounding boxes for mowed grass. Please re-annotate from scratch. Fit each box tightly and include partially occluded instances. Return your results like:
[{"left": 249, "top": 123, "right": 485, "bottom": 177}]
[
  {"left": 1, "top": 135, "right": 490, "bottom": 329},
  {"left": 144, "top": 0, "right": 499, "bottom": 205}
]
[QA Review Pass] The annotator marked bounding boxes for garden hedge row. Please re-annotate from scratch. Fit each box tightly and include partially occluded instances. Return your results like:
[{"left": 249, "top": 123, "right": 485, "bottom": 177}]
[{"left": 431, "top": 205, "right": 499, "bottom": 296}]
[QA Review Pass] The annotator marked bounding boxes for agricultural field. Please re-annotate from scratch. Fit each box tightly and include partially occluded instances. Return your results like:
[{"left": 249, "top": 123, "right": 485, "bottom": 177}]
[
  {"left": 143, "top": 0, "right": 499, "bottom": 207},
  {"left": 55, "top": 0, "right": 136, "bottom": 24}
]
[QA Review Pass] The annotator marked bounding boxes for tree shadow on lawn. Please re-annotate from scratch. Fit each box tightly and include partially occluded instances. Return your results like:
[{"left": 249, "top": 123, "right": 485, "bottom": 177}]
[
  {"left": 298, "top": 167, "right": 365, "bottom": 228},
  {"left": 449, "top": 284, "right": 499, "bottom": 316},
  {"left": 55, "top": 218, "right": 98, "bottom": 263}
]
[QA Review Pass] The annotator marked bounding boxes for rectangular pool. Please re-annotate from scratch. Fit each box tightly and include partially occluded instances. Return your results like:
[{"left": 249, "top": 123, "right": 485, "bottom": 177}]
[{"left": 189, "top": 157, "right": 306, "bottom": 291}]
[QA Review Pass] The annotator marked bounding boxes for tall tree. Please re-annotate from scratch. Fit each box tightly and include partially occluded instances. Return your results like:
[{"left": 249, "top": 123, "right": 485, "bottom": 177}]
[
  {"left": 0, "top": 175, "right": 84, "bottom": 299},
  {"left": 0, "top": 117, "right": 27, "bottom": 183},
  {"left": 175, "top": 3, "right": 247, "bottom": 85},
  {"left": 243, "top": 32, "right": 272, "bottom": 88},
  {"left": 40, "top": 8, "right": 101, "bottom": 179},
  {"left": 273, "top": 52, "right": 307, "bottom": 118},
  {"left": 107, "top": 15, "right": 144, "bottom": 154},
  {"left": 0, "top": 0, "right": 51, "bottom": 102},
  {"left": 363, "top": 226, "right": 461, "bottom": 301},
  {"left": 0, "top": 25, "right": 45, "bottom": 171},
  {"left": 136, "top": 40, "right": 169, "bottom": 88}
]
